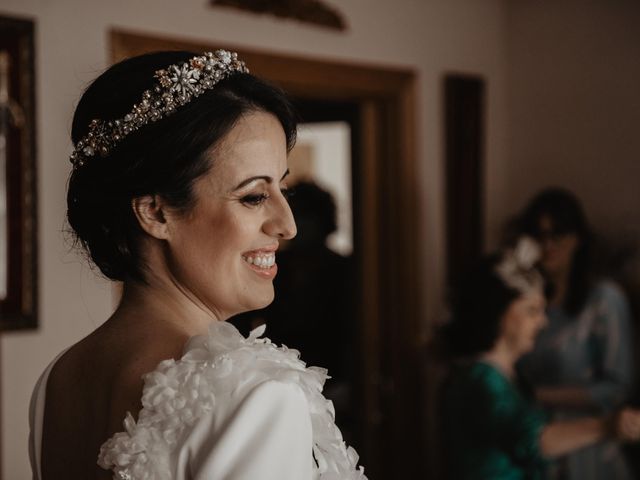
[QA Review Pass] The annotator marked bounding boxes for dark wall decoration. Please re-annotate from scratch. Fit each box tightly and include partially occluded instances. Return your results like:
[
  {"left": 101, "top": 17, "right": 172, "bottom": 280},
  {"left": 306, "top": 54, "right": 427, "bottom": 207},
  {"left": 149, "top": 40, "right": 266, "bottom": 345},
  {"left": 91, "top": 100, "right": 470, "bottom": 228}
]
[{"left": 210, "top": 0, "right": 347, "bottom": 31}]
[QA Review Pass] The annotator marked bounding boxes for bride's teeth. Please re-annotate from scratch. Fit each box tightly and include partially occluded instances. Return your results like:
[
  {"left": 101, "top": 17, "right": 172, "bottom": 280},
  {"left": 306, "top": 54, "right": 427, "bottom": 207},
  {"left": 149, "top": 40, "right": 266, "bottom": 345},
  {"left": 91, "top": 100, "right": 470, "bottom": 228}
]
[{"left": 244, "top": 253, "right": 275, "bottom": 268}]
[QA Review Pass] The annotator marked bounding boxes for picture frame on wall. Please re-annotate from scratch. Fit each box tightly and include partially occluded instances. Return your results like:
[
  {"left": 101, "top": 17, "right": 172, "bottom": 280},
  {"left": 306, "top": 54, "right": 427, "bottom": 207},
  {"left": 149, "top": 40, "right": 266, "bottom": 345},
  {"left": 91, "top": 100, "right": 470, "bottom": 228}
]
[{"left": 0, "top": 15, "right": 37, "bottom": 331}]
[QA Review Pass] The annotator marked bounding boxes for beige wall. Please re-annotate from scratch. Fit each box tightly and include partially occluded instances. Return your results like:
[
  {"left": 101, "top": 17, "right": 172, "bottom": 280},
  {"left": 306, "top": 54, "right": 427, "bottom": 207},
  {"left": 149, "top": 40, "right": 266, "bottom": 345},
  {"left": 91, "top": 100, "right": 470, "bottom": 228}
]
[
  {"left": 0, "top": 0, "right": 508, "bottom": 477},
  {"left": 497, "top": 0, "right": 640, "bottom": 247}
]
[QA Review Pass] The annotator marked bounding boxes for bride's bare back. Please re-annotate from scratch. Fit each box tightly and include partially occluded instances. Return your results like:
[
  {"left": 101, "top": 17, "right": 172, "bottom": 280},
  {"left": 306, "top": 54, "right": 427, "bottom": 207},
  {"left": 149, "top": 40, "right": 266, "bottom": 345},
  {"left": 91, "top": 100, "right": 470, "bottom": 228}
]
[{"left": 40, "top": 318, "right": 188, "bottom": 480}]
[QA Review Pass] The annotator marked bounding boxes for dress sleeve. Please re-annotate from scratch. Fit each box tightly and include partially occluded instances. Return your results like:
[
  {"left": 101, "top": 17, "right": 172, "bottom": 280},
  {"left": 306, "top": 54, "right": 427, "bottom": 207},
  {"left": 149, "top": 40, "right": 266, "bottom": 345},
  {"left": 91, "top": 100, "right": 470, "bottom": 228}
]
[
  {"left": 494, "top": 396, "right": 547, "bottom": 463},
  {"left": 587, "top": 282, "right": 634, "bottom": 410},
  {"left": 476, "top": 369, "right": 547, "bottom": 465},
  {"left": 184, "top": 380, "right": 315, "bottom": 480}
]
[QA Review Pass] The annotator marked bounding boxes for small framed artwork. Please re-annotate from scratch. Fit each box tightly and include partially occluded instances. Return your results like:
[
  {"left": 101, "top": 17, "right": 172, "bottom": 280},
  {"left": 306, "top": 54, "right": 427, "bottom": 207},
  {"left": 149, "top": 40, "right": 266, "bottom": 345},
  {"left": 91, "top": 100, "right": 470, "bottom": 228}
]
[{"left": 0, "top": 15, "right": 37, "bottom": 330}]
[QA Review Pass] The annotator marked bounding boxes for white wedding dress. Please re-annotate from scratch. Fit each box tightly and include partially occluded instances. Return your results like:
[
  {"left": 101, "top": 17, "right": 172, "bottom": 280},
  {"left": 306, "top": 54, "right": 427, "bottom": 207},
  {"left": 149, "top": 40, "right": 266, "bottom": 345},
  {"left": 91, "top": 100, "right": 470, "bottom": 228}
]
[{"left": 29, "top": 321, "right": 366, "bottom": 480}]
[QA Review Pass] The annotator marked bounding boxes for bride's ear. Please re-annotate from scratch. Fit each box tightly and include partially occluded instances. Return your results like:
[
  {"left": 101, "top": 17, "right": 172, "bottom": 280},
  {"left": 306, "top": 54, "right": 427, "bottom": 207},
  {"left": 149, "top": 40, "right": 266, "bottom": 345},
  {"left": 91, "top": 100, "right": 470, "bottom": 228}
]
[{"left": 132, "top": 195, "right": 170, "bottom": 240}]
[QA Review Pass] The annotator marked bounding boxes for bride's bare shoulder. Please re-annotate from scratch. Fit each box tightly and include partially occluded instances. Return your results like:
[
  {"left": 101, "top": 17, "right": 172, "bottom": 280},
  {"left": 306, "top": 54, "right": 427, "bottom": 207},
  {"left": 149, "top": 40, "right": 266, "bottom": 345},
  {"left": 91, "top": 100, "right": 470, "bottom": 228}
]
[
  {"left": 48, "top": 318, "right": 188, "bottom": 415},
  {"left": 41, "top": 319, "right": 189, "bottom": 478}
]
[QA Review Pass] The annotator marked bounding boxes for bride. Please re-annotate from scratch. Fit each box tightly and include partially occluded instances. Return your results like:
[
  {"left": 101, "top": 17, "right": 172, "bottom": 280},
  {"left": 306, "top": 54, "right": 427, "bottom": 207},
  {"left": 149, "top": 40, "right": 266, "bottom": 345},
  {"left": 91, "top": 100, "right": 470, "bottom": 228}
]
[{"left": 29, "top": 50, "right": 366, "bottom": 480}]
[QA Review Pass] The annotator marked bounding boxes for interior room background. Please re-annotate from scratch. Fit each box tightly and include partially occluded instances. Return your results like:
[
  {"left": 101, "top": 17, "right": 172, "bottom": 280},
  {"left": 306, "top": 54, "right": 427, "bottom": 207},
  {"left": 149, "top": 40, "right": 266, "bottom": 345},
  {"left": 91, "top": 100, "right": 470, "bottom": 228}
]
[{"left": 0, "top": 0, "right": 639, "bottom": 478}]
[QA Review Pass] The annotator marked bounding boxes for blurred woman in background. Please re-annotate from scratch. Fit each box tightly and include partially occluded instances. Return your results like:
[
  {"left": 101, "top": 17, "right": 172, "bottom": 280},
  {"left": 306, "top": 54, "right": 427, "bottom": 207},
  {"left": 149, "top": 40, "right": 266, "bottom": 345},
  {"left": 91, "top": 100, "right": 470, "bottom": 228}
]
[
  {"left": 517, "top": 188, "right": 635, "bottom": 479},
  {"left": 441, "top": 238, "right": 640, "bottom": 480}
]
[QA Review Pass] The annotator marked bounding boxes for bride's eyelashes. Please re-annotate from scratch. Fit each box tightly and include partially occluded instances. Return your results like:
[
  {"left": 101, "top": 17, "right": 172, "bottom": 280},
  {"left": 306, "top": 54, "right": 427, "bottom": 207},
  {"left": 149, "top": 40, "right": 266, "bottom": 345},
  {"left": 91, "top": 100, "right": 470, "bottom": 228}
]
[
  {"left": 240, "top": 187, "right": 293, "bottom": 207},
  {"left": 240, "top": 192, "right": 269, "bottom": 206}
]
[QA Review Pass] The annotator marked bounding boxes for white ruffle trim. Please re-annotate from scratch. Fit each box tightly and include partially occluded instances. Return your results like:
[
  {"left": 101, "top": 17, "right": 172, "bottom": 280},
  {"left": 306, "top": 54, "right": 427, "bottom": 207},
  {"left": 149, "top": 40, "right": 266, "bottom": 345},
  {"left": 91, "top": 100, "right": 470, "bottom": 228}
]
[{"left": 98, "top": 321, "right": 367, "bottom": 480}]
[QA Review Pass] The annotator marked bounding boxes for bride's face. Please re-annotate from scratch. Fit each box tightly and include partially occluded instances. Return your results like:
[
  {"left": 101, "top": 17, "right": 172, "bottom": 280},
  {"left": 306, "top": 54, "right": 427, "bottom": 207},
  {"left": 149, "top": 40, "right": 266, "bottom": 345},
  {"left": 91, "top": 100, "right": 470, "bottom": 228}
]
[{"left": 164, "top": 110, "right": 296, "bottom": 320}]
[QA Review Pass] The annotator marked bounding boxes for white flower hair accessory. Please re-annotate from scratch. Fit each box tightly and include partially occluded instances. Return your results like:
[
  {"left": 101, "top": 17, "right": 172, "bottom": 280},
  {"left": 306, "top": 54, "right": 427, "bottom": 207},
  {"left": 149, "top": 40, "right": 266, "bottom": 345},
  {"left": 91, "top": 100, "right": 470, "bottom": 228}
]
[{"left": 494, "top": 236, "right": 544, "bottom": 294}]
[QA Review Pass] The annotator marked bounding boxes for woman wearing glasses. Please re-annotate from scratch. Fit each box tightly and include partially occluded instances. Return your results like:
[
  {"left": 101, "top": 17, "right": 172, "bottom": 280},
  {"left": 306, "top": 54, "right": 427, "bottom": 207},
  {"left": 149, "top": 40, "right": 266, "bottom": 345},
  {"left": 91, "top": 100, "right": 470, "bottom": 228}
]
[{"left": 516, "top": 188, "right": 635, "bottom": 480}]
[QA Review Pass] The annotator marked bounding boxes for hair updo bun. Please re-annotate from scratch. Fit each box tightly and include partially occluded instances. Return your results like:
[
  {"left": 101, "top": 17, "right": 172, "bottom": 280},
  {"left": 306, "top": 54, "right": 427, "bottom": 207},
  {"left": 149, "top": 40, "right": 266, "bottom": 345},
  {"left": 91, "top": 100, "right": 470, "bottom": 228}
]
[{"left": 67, "top": 51, "right": 297, "bottom": 281}]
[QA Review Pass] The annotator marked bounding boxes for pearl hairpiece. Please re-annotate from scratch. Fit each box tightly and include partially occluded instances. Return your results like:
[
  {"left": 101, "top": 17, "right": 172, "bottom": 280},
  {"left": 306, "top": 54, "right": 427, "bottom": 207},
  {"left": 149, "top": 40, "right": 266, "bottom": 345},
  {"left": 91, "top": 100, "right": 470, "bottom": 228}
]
[{"left": 70, "top": 50, "right": 249, "bottom": 169}]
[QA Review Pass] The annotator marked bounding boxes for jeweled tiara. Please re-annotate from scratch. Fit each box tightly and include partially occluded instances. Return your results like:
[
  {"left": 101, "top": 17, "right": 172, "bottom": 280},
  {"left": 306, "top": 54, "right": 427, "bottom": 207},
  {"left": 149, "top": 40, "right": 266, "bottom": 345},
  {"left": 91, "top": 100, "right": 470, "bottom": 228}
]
[{"left": 70, "top": 50, "right": 249, "bottom": 169}]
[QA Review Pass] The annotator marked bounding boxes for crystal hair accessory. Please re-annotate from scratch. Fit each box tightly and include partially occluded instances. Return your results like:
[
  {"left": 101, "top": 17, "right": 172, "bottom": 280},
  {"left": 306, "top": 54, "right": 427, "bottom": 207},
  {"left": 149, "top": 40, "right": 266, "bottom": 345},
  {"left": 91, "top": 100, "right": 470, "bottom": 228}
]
[
  {"left": 495, "top": 236, "right": 544, "bottom": 294},
  {"left": 69, "top": 50, "right": 249, "bottom": 169}
]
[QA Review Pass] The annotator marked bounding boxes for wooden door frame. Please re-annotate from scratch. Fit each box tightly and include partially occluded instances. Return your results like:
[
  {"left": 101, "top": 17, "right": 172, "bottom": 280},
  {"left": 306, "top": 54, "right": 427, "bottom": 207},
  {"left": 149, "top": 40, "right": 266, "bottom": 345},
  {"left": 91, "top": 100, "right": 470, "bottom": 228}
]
[{"left": 110, "top": 29, "right": 423, "bottom": 478}]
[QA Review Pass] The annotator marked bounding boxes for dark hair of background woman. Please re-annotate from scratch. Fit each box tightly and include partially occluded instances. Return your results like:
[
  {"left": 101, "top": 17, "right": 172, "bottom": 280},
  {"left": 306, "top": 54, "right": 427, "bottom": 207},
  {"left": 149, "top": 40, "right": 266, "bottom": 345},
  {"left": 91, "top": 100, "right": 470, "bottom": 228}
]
[
  {"left": 441, "top": 255, "right": 521, "bottom": 358},
  {"left": 517, "top": 187, "right": 594, "bottom": 316},
  {"left": 67, "top": 51, "right": 297, "bottom": 282}
]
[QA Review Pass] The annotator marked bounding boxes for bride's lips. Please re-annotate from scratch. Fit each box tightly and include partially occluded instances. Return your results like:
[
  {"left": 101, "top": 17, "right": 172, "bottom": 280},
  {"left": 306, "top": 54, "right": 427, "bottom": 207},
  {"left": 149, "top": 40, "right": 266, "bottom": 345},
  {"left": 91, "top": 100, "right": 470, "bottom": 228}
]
[{"left": 241, "top": 245, "right": 279, "bottom": 280}]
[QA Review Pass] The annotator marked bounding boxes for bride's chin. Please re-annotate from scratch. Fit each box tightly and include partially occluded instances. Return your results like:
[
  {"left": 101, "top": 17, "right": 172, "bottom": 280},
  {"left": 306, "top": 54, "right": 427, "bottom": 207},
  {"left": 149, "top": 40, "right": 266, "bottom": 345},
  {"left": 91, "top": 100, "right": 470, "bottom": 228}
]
[{"left": 243, "top": 290, "right": 275, "bottom": 311}]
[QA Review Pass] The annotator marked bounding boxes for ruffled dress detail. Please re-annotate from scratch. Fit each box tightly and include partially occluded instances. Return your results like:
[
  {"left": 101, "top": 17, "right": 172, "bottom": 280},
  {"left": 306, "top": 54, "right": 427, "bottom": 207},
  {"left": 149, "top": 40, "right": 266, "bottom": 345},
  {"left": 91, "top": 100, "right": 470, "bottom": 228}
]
[{"left": 98, "top": 321, "right": 367, "bottom": 480}]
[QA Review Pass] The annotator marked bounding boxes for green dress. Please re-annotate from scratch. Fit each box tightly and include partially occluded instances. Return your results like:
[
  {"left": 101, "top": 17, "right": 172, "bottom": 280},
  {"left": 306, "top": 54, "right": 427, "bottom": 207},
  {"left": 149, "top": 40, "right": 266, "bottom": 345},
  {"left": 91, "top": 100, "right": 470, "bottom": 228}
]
[{"left": 442, "top": 361, "right": 547, "bottom": 480}]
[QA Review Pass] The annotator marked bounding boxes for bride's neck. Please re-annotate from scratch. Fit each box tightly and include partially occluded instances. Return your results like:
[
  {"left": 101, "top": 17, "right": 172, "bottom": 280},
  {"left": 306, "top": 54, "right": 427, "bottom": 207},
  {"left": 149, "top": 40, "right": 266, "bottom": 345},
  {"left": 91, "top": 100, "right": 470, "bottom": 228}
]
[{"left": 112, "top": 278, "right": 222, "bottom": 337}]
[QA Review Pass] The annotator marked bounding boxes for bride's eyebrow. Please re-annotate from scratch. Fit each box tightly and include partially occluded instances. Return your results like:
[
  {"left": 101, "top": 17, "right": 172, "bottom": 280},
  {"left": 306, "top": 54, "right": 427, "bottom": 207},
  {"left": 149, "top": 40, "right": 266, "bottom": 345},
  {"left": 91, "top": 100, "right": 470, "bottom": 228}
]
[{"left": 232, "top": 169, "right": 290, "bottom": 191}]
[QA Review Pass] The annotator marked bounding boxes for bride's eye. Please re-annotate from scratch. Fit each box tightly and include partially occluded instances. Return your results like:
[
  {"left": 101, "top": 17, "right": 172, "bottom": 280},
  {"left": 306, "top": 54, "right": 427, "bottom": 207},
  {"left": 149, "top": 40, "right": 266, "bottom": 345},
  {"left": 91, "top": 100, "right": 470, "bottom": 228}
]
[{"left": 240, "top": 193, "right": 270, "bottom": 206}]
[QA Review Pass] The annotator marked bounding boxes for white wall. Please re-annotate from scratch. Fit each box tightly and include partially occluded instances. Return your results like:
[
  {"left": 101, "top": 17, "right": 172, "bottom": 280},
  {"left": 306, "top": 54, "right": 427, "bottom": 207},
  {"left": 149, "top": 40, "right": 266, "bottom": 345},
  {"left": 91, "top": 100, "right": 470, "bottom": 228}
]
[
  {"left": 498, "top": 0, "right": 640, "bottom": 246},
  {"left": 0, "top": 0, "right": 508, "bottom": 477}
]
